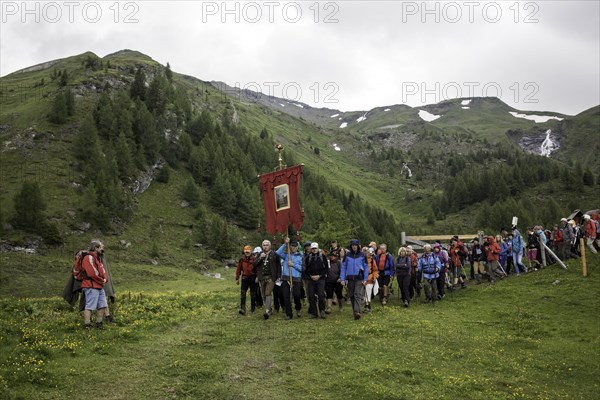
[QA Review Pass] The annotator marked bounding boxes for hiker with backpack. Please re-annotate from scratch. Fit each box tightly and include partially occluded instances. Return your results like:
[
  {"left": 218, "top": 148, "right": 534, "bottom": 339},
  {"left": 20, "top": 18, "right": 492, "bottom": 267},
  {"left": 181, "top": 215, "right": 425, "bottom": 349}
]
[
  {"left": 78, "top": 239, "right": 109, "bottom": 329},
  {"left": 363, "top": 247, "right": 379, "bottom": 313},
  {"left": 395, "top": 247, "right": 412, "bottom": 307},
  {"left": 432, "top": 243, "right": 448, "bottom": 299},
  {"left": 276, "top": 238, "right": 304, "bottom": 320},
  {"left": 340, "top": 239, "right": 368, "bottom": 320},
  {"left": 236, "top": 245, "right": 257, "bottom": 315},
  {"left": 254, "top": 240, "right": 281, "bottom": 320},
  {"left": 374, "top": 244, "right": 395, "bottom": 305},
  {"left": 407, "top": 245, "right": 421, "bottom": 300},
  {"left": 583, "top": 214, "right": 599, "bottom": 254},
  {"left": 511, "top": 226, "right": 527, "bottom": 275},
  {"left": 304, "top": 242, "right": 328, "bottom": 319},
  {"left": 325, "top": 241, "right": 344, "bottom": 314},
  {"left": 449, "top": 237, "right": 468, "bottom": 288},
  {"left": 418, "top": 244, "right": 441, "bottom": 304}
]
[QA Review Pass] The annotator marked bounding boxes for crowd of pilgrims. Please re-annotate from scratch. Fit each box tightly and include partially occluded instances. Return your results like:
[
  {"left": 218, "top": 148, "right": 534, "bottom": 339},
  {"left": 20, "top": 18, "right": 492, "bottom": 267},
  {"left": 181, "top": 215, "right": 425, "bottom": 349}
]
[{"left": 235, "top": 215, "right": 599, "bottom": 321}]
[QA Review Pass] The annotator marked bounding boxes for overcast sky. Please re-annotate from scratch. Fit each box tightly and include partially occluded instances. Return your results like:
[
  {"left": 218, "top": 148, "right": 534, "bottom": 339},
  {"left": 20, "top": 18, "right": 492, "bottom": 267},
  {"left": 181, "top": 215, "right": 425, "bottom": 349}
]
[{"left": 1, "top": 1, "right": 598, "bottom": 115}]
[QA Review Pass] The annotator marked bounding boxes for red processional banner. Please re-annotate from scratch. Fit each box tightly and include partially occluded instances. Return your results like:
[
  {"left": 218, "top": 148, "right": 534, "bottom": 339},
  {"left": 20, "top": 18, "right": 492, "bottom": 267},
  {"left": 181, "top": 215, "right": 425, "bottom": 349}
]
[{"left": 258, "top": 165, "right": 304, "bottom": 235}]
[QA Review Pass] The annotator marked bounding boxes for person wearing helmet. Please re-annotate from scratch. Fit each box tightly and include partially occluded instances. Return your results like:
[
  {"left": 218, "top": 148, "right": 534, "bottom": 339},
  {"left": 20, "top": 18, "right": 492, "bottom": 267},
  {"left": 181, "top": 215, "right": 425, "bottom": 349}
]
[{"left": 236, "top": 245, "right": 257, "bottom": 315}]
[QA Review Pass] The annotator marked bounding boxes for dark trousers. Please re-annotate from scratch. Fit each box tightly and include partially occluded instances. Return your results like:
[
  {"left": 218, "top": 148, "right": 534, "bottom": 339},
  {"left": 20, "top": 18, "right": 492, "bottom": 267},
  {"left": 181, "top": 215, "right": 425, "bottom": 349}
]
[
  {"left": 396, "top": 273, "right": 411, "bottom": 303},
  {"left": 436, "top": 271, "right": 446, "bottom": 298},
  {"left": 377, "top": 275, "right": 391, "bottom": 299},
  {"left": 281, "top": 280, "right": 302, "bottom": 317},
  {"left": 424, "top": 278, "right": 438, "bottom": 301},
  {"left": 325, "top": 281, "right": 343, "bottom": 300},
  {"left": 307, "top": 279, "right": 326, "bottom": 316},
  {"left": 409, "top": 273, "right": 421, "bottom": 299},
  {"left": 346, "top": 279, "right": 364, "bottom": 314},
  {"left": 273, "top": 285, "right": 283, "bottom": 311},
  {"left": 240, "top": 277, "right": 256, "bottom": 309}
]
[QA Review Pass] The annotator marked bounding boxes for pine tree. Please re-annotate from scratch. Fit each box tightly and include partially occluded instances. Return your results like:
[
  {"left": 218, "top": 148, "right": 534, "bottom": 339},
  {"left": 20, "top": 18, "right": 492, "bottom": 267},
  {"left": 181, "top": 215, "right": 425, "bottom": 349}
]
[
  {"left": 146, "top": 74, "right": 167, "bottom": 115},
  {"left": 182, "top": 177, "right": 201, "bottom": 207},
  {"left": 165, "top": 62, "right": 173, "bottom": 82},
  {"left": 115, "top": 131, "right": 135, "bottom": 181},
  {"left": 48, "top": 91, "right": 68, "bottom": 124},
  {"left": 210, "top": 173, "right": 235, "bottom": 217},
  {"left": 130, "top": 67, "right": 147, "bottom": 101},
  {"left": 12, "top": 181, "right": 46, "bottom": 232}
]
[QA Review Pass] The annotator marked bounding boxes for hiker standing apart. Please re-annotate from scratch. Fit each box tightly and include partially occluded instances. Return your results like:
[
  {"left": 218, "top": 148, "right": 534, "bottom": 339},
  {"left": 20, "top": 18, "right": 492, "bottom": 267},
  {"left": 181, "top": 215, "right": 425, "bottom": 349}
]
[
  {"left": 81, "top": 239, "right": 108, "bottom": 329},
  {"left": 236, "top": 246, "right": 256, "bottom": 315},
  {"left": 276, "top": 238, "right": 304, "bottom": 320},
  {"left": 340, "top": 239, "right": 368, "bottom": 320},
  {"left": 254, "top": 240, "right": 281, "bottom": 320},
  {"left": 375, "top": 244, "right": 395, "bottom": 305},
  {"left": 418, "top": 244, "right": 441, "bottom": 304}
]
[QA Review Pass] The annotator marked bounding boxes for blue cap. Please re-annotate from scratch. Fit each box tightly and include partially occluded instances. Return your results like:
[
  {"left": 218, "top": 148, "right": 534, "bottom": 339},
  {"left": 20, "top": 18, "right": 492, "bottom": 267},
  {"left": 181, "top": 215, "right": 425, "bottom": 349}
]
[{"left": 350, "top": 239, "right": 359, "bottom": 246}]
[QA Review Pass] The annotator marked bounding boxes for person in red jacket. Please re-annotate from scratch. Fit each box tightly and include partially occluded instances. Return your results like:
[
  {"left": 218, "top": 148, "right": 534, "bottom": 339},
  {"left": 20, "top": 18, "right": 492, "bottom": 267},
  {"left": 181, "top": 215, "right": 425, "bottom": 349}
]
[
  {"left": 236, "top": 245, "right": 257, "bottom": 315},
  {"left": 583, "top": 214, "right": 598, "bottom": 254},
  {"left": 81, "top": 239, "right": 108, "bottom": 329},
  {"left": 485, "top": 236, "right": 501, "bottom": 282}
]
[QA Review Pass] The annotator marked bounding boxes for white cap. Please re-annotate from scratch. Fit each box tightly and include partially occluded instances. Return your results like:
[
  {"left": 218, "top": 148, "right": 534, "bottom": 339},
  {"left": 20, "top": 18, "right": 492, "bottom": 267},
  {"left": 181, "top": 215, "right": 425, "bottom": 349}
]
[
  {"left": 253, "top": 246, "right": 262, "bottom": 253},
  {"left": 560, "top": 218, "right": 567, "bottom": 222},
  {"left": 584, "top": 214, "right": 591, "bottom": 220},
  {"left": 311, "top": 242, "right": 319, "bottom": 249}
]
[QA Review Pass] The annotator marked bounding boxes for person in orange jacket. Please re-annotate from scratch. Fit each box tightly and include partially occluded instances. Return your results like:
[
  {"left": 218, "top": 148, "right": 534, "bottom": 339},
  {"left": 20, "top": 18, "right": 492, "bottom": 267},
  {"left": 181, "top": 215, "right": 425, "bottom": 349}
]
[
  {"left": 363, "top": 247, "right": 379, "bottom": 313},
  {"left": 236, "top": 245, "right": 257, "bottom": 315},
  {"left": 80, "top": 239, "right": 108, "bottom": 329}
]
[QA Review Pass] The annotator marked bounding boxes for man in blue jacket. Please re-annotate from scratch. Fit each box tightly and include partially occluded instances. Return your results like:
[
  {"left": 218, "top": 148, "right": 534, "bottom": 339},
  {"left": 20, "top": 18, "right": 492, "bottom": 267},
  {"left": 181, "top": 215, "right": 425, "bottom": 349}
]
[
  {"left": 341, "top": 239, "right": 368, "bottom": 320},
  {"left": 277, "top": 238, "right": 304, "bottom": 320},
  {"left": 418, "top": 244, "right": 441, "bottom": 304}
]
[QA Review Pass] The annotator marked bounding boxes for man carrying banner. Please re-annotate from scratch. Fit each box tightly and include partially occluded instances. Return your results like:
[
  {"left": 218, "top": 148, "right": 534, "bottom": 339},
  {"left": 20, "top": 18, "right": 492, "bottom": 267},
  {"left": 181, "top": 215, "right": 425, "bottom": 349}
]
[{"left": 276, "top": 238, "right": 304, "bottom": 320}]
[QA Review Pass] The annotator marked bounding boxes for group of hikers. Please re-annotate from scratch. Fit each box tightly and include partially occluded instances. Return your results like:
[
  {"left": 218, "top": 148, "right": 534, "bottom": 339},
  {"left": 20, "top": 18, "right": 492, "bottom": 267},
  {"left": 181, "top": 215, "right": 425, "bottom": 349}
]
[
  {"left": 64, "top": 213, "right": 598, "bottom": 328},
  {"left": 236, "top": 213, "right": 600, "bottom": 321}
]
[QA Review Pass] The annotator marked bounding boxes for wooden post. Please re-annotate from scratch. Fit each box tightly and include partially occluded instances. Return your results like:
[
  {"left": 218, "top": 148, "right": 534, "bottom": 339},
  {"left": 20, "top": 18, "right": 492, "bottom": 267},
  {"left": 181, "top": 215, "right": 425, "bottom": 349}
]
[
  {"left": 580, "top": 238, "right": 587, "bottom": 277},
  {"left": 401, "top": 232, "right": 406, "bottom": 246}
]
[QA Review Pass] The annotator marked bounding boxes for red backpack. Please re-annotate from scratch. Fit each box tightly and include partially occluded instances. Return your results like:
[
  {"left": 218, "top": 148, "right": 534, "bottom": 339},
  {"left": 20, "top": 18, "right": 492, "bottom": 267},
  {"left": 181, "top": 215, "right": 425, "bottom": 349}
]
[{"left": 72, "top": 250, "right": 89, "bottom": 281}]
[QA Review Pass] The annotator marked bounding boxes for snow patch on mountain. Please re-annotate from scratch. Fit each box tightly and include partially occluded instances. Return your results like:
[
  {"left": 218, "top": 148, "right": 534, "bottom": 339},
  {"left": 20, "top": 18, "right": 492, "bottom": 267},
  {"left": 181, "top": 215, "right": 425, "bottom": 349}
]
[
  {"left": 462, "top": 106, "right": 470, "bottom": 110},
  {"left": 333, "top": 143, "right": 341, "bottom": 151},
  {"left": 340, "top": 122, "right": 348, "bottom": 129},
  {"left": 509, "top": 112, "right": 563, "bottom": 123},
  {"left": 418, "top": 110, "right": 441, "bottom": 122},
  {"left": 330, "top": 113, "right": 339, "bottom": 118},
  {"left": 384, "top": 108, "right": 391, "bottom": 112},
  {"left": 461, "top": 99, "right": 472, "bottom": 106}
]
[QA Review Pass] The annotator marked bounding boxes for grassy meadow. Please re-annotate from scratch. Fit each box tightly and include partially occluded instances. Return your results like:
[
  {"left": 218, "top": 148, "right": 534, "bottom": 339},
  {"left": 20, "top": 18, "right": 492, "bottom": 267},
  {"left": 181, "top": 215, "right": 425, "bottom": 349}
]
[{"left": 1, "top": 252, "right": 599, "bottom": 400}]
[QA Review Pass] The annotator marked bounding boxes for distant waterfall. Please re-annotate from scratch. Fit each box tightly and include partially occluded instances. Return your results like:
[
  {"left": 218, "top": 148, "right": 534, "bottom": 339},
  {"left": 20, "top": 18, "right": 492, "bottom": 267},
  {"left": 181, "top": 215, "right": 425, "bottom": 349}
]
[
  {"left": 540, "top": 129, "right": 558, "bottom": 157},
  {"left": 401, "top": 163, "right": 413, "bottom": 178}
]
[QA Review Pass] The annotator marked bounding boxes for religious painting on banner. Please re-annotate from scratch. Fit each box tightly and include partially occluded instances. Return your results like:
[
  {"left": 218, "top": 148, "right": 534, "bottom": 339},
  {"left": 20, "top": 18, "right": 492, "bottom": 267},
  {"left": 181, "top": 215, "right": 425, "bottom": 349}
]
[{"left": 259, "top": 165, "right": 304, "bottom": 235}]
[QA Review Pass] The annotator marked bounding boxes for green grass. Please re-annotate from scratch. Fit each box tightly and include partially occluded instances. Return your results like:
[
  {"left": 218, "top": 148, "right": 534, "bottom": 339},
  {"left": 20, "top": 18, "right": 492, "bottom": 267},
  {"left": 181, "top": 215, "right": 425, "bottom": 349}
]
[{"left": 1, "top": 252, "right": 599, "bottom": 399}]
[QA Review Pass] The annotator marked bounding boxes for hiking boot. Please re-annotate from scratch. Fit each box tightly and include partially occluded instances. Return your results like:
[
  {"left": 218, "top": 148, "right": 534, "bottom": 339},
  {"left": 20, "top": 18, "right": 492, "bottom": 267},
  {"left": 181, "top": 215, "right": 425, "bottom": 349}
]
[
  {"left": 105, "top": 314, "right": 114, "bottom": 323},
  {"left": 84, "top": 323, "right": 92, "bottom": 330},
  {"left": 403, "top": 300, "right": 409, "bottom": 308},
  {"left": 285, "top": 315, "right": 292, "bottom": 320},
  {"left": 320, "top": 311, "right": 326, "bottom": 319},
  {"left": 263, "top": 311, "right": 270, "bottom": 320},
  {"left": 95, "top": 322, "right": 104, "bottom": 330},
  {"left": 310, "top": 314, "right": 317, "bottom": 319},
  {"left": 353, "top": 312, "right": 361, "bottom": 320},
  {"left": 296, "top": 310, "right": 302, "bottom": 318},
  {"left": 250, "top": 306, "right": 256, "bottom": 313},
  {"left": 239, "top": 307, "right": 246, "bottom": 315}
]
